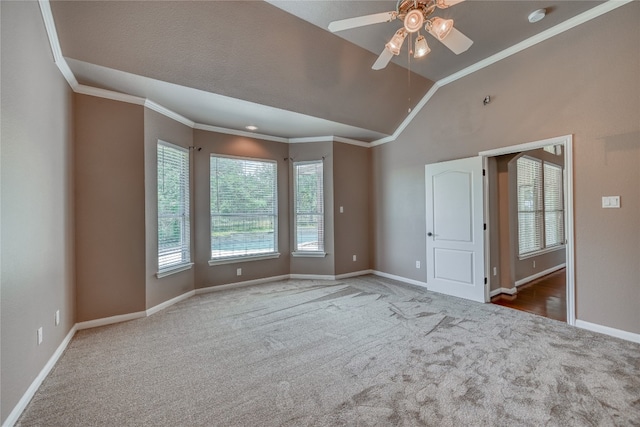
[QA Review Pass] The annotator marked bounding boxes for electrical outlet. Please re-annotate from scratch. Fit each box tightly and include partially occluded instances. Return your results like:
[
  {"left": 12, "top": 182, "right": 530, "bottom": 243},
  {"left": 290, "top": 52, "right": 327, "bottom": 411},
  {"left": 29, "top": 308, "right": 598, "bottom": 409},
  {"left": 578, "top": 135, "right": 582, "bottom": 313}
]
[
  {"left": 55, "top": 310, "right": 60, "bottom": 326},
  {"left": 353, "top": 254, "right": 357, "bottom": 262},
  {"left": 236, "top": 268, "right": 242, "bottom": 276},
  {"left": 416, "top": 261, "right": 421, "bottom": 269},
  {"left": 340, "top": 206, "right": 344, "bottom": 213},
  {"left": 493, "top": 267, "right": 497, "bottom": 276},
  {"left": 533, "top": 260, "right": 536, "bottom": 268},
  {"left": 37, "top": 327, "right": 43, "bottom": 345}
]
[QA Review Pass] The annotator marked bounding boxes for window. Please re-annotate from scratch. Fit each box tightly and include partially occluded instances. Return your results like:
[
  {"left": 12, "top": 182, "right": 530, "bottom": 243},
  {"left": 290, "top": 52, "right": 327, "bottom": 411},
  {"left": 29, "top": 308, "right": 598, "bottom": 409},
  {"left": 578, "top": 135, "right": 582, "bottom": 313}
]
[
  {"left": 210, "top": 155, "right": 277, "bottom": 261},
  {"left": 157, "top": 141, "right": 191, "bottom": 272},
  {"left": 516, "top": 156, "right": 564, "bottom": 257},
  {"left": 544, "top": 163, "right": 564, "bottom": 247},
  {"left": 293, "top": 161, "right": 324, "bottom": 253}
]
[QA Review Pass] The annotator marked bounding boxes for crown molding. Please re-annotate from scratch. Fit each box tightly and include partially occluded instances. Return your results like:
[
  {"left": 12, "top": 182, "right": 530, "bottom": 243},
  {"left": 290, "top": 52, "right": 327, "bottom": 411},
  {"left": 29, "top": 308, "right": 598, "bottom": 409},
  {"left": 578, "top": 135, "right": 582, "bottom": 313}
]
[
  {"left": 369, "top": 0, "right": 633, "bottom": 147},
  {"left": 193, "top": 123, "right": 289, "bottom": 143},
  {"left": 38, "top": 0, "right": 631, "bottom": 149},
  {"left": 75, "top": 84, "right": 145, "bottom": 105},
  {"left": 370, "top": 83, "right": 440, "bottom": 147},
  {"left": 437, "top": 0, "right": 634, "bottom": 88},
  {"left": 332, "top": 136, "right": 372, "bottom": 148},
  {"left": 145, "top": 100, "right": 195, "bottom": 128},
  {"left": 38, "top": 0, "right": 78, "bottom": 88}
]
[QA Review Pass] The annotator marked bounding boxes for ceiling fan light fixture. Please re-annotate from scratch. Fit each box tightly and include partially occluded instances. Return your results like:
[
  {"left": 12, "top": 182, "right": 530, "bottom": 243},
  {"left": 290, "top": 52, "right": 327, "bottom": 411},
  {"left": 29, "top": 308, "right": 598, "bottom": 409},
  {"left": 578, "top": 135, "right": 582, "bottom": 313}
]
[
  {"left": 429, "top": 17, "right": 454, "bottom": 40},
  {"left": 404, "top": 9, "right": 424, "bottom": 33},
  {"left": 385, "top": 28, "right": 407, "bottom": 55},
  {"left": 414, "top": 34, "right": 430, "bottom": 58}
]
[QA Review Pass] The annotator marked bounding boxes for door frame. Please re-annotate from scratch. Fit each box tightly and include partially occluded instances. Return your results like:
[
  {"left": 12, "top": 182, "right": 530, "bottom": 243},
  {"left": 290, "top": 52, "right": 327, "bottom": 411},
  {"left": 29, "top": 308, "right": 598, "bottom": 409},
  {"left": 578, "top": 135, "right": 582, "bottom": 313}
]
[{"left": 479, "top": 134, "right": 575, "bottom": 326}]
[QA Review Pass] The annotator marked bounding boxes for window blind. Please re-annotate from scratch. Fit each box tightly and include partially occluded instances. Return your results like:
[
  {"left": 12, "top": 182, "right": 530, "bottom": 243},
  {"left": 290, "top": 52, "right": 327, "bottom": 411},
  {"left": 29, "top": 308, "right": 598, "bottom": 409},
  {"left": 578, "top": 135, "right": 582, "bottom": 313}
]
[
  {"left": 157, "top": 141, "right": 190, "bottom": 270},
  {"left": 517, "top": 157, "right": 543, "bottom": 255},
  {"left": 294, "top": 161, "right": 324, "bottom": 252},
  {"left": 544, "top": 163, "right": 564, "bottom": 247},
  {"left": 210, "top": 156, "right": 277, "bottom": 259}
]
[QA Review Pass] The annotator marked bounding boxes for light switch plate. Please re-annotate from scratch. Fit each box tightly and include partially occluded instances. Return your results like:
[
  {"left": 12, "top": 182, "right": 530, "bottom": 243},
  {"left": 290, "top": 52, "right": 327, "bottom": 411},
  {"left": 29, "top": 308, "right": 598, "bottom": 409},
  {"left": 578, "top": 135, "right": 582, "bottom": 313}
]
[{"left": 602, "top": 196, "right": 620, "bottom": 208}]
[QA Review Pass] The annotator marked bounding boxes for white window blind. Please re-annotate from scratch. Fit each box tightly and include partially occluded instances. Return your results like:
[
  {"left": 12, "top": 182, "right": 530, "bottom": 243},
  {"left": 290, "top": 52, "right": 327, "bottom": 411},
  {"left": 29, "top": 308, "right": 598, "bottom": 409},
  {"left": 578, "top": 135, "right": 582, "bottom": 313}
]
[
  {"left": 517, "top": 156, "right": 565, "bottom": 257},
  {"left": 517, "top": 157, "right": 543, "bottom": 256},
  {"left": 210, "top": 156, "right": 277, "bottom": 260},
  {"left": 157, "top": 141, "right": 190, "bottom": 270},
  {"left": 294, "top": 161, "right": 324, "bottom": 252},
  {"left": 544, "top": 163, "right": 564, "bottom": 247}
]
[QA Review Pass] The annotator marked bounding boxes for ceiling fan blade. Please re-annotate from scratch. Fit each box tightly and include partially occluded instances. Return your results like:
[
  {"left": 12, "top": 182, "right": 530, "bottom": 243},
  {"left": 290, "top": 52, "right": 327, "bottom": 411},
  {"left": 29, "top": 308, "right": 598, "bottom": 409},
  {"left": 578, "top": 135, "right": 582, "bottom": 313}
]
[
  {"left": 435, "top": 27, "right": 473, "bottom": 54},
  {"left": 437, "top": 0, "right": 465, "bottom": 8},
  {"left": 328, "top": 11, "right": 396, "bottom": 33},
  {"left": 372, "top": 48, "right": 394, "bottom": 70}
]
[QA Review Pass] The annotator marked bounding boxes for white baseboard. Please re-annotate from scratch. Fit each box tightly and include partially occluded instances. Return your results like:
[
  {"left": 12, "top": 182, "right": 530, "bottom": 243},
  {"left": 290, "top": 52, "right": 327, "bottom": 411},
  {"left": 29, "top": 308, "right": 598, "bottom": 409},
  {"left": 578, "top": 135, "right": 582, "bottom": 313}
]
[
  {"left": 575, "top": 320, "right": 640, "bottom": 344},
  {"left": 289, "top": 274, "right": 336, "bottom": 280},
  {"left": 515, "top": 263, "right": 566, "bottom": 287},
  {"left": 2, "top": 325, "right": 77, "bottom": 427},
  {"left": 75, "top": 311, "right": 147, "bottom": 331},
  {"left": 490, "top": 287, "right": 518, "bottom": 297},
  {"left": 371, "top": 270, "right": 428, "bottom": 289},
  {"left": 195, "top": 274, "right": 291, "bottom": 294},
  {"left": 335, "top": 269, "right": 373, "bottom": 280},
  {"left": 146, "top": 290, "right": 195, "bottom": 316}
]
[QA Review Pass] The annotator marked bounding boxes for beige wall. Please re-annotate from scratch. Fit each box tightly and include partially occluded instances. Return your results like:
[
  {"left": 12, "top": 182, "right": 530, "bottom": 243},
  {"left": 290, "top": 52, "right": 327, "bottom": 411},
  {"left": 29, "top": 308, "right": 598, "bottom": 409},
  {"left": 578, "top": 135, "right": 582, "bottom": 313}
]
[
  {"left": 333, "top": 142, "right": 371, "bottom": 275},
  {"left": 193, "top": 130, "right": 291, "bottom": 287},
  {"left": 372, "top": 3, "right": 640, "bottom": 333},
  {"left": 75, "top": 94, "right": 146, "bottom": 321},
  {"left": 0, "top": 2, "right": 75, "bottom": 423},
  {"left": 144, "top": 108, "right": 195, "bottom": 308},
  {"left": 289, "top": 141, "right": 335, "bottom": 276}
]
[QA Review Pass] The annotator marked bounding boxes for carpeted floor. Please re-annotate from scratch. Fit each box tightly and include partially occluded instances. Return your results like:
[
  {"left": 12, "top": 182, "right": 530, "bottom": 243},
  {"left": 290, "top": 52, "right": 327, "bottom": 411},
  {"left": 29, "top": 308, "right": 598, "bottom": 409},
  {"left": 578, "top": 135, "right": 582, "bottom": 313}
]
[{"left": 17, "top": 275, "right": 640, "bottom": 426}]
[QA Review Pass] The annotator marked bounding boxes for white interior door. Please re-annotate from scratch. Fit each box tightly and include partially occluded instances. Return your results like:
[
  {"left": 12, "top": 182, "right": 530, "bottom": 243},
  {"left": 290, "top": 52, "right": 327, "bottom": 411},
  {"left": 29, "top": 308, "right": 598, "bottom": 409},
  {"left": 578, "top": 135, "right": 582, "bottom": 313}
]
[{"left": 425, "top": 156, "right": 486, "bottom": 303}]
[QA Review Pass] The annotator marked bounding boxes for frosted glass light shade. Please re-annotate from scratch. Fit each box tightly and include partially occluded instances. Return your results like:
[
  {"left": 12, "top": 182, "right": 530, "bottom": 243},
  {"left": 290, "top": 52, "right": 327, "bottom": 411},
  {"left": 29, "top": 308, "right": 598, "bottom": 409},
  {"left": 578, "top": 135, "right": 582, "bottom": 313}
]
[
  {"left": 414, "top": 35, "right": 430, "bottom": 58},
  {"left": 385, "top": 28, "right": 407, "bottom": 55},
  {"left": 430, "top": 17, "right": 454, "bottom": 40}
]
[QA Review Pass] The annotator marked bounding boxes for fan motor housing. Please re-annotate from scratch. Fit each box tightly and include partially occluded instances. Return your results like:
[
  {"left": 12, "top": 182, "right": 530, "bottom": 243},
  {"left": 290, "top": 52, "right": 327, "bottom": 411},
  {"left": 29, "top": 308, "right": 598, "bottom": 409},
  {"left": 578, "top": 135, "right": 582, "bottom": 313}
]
[{"left": 397, "top": 0, "right": 437, "bottom": 20}]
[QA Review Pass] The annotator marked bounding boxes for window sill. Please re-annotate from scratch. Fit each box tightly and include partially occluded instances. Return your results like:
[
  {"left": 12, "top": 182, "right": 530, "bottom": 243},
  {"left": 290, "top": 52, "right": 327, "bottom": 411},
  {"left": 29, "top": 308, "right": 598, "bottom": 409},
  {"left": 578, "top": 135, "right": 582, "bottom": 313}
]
[
  {"left": 292, "top": 251, "right": 327, "bottom": 258},
  {"left": 519, "top": 244, "right": 565, "bottom": 260},
  {"left": 208, "top": 253, "right": 280, "bottom": 266},
  {"left": 156, "top": 262, "right": 194, "bottom": 278}
]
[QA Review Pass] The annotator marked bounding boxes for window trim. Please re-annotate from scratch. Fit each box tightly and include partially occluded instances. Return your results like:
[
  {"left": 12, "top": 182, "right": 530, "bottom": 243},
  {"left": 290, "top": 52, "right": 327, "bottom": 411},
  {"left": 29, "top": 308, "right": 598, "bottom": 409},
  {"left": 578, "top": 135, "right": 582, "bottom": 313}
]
[
  {"left": 156, "top": 140, "right": 191, "bottom": 276},
  {"left": 209, "top": 154, "right": 279, "bottom": 263},
  {"left": 292, "top": 159, "right": 325, "bottom": 255}
]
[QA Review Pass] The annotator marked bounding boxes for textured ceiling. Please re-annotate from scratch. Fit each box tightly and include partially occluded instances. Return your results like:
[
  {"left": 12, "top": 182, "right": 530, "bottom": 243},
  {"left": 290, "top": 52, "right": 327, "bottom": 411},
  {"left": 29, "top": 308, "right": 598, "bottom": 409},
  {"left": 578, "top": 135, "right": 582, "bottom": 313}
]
[{"left": 49, "top": 0, "right": 606, "bottom": 141}]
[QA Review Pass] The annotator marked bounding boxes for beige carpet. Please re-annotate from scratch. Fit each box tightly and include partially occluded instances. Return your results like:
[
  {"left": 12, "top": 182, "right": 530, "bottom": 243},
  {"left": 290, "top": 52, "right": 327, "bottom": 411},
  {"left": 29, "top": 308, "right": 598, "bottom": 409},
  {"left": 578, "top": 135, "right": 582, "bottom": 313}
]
[{"left": 17, "top": 275, "right": 640, "bottom": 426}]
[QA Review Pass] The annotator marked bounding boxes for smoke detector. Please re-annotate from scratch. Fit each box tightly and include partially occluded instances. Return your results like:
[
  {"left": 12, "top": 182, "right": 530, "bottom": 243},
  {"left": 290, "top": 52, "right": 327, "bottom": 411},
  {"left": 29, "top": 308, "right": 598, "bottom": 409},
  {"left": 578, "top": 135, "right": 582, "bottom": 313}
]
[{"left": 528, "top": 9, "right": 546, "bottom": 23}]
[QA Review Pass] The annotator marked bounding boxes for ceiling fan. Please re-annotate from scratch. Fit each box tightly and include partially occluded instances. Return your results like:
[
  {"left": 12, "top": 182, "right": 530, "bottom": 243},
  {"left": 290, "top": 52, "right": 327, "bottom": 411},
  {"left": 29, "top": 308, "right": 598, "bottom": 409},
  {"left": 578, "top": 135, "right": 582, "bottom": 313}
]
[{"left": 328, "top": 0, "right": 473, "bottom": 70}]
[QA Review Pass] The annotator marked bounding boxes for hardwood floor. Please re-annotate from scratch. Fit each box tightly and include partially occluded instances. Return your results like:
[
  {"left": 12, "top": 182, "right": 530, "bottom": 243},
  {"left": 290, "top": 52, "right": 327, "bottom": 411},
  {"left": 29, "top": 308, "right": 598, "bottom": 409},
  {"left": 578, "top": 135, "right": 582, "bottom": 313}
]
[{"left": 491, "top": 268, "right": 566, "bottom": 322}]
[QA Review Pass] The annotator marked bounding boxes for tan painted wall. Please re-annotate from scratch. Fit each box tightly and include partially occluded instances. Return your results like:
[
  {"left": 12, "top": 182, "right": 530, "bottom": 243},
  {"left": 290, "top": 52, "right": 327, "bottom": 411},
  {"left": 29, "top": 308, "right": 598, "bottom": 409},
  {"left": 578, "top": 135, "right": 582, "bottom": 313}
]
[
  {"left": 289, "top": 141, "right": 335, "bottom": 276},
  {"left": 372, "top": 3, "right": 639, "bottom": 333},
  {"left": 193, "top": 130, "right": 290, "bottom": 287},
  {"left": 333, "top": 142, "right": 371, "bottom": 275},
  {"left": 144, "top": 108, "right": 195, "bottom": 309},
  {"left": 0, "top": 2, "right": 75, "bottom": 422},
  {"left": 487, "top": 156, "right": 502, "bottom": 291},
  {"left": 74, "top": 94, "right": 146, "bottom": 321}
]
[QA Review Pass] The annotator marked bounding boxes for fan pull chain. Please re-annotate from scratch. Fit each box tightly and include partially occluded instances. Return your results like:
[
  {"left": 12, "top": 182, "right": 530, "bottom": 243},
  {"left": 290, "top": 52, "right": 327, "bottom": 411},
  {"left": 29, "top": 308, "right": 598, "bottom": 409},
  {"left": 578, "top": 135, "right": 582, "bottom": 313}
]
[{"left": 407, "top": 33, "right": 412, "bottom": 114}]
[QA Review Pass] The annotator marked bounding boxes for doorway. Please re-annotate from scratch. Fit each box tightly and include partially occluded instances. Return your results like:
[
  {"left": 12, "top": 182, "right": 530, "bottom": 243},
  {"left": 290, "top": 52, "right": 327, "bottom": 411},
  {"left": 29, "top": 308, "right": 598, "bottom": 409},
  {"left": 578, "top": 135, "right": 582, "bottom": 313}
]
[{"left": 480, "top": 135, "right": 575, "bottom": 325}]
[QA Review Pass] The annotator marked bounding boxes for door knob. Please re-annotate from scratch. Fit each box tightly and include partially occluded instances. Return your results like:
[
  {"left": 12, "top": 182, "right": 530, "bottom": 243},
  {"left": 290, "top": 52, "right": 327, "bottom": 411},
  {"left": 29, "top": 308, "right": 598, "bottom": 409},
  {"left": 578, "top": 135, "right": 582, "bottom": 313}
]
[{"left": 427, "top": 232, "right": 433, "bottom": 237}]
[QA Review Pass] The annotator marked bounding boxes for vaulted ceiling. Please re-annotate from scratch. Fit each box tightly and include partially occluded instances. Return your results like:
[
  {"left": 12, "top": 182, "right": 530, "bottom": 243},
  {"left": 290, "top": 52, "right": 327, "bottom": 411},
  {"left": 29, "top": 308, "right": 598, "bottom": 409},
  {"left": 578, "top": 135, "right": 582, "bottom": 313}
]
[{"left": 49, "top": 0, "right": 606, "bottom": 142}]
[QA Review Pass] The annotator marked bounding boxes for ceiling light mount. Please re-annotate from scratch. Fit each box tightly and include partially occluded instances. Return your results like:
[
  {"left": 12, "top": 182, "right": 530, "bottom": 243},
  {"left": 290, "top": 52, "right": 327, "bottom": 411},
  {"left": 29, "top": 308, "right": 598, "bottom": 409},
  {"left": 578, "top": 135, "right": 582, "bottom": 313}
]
[
  {"left": 404, "top": 9, "right": 425, "bottom": 33},
  {"left": 245, "top": 125, "right": 258, "bottom": 131}
]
